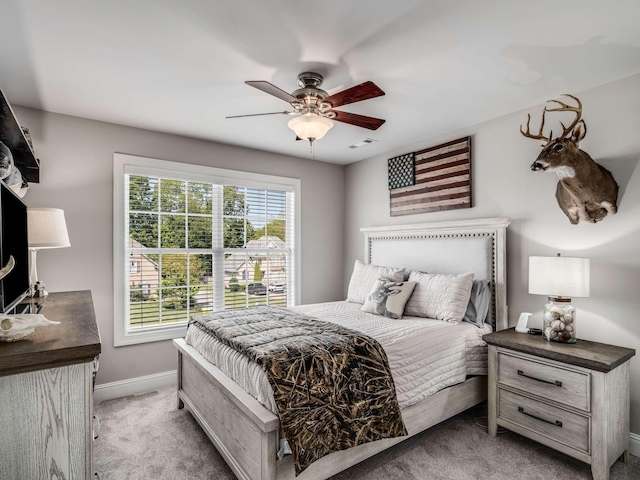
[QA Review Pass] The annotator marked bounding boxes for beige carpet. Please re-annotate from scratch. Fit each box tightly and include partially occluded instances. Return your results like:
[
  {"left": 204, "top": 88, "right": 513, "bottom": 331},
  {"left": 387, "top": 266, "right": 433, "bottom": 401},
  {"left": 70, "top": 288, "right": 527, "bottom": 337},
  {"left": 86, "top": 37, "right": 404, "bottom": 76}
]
[{"left": 95, "top": 387, "right": 640, "bottom": 480}]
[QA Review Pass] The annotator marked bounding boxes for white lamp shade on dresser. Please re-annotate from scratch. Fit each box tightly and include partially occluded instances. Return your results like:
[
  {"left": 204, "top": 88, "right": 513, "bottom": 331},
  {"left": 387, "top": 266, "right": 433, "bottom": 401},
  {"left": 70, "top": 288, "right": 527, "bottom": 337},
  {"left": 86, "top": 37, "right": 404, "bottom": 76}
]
[
  {"left": 27, "top": 208, "right": 71, "bottom": 249},
  {"left": 529, "top": 256, "right": 590, "bottom": 298}
]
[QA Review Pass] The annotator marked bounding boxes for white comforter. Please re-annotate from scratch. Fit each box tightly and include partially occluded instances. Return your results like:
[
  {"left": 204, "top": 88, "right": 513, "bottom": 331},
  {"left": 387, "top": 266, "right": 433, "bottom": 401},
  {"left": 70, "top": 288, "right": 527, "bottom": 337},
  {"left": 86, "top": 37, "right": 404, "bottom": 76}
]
[{"left": 185, "top": 301, "right": 491, "bottom": 413}]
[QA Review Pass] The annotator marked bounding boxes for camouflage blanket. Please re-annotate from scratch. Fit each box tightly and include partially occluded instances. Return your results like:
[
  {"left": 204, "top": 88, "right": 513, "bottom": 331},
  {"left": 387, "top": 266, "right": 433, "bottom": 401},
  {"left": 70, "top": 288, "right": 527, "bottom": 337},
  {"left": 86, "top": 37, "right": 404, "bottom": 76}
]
[{"left": 190, "top": 306, "right": 407, "bottom": 475}]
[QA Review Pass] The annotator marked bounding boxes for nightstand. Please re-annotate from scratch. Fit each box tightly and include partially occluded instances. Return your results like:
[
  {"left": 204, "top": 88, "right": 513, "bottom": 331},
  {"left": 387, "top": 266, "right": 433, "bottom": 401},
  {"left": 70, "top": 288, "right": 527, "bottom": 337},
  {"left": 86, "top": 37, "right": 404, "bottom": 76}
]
[{"left": 484, "top": 328, "right": 635, "bottom": 480}]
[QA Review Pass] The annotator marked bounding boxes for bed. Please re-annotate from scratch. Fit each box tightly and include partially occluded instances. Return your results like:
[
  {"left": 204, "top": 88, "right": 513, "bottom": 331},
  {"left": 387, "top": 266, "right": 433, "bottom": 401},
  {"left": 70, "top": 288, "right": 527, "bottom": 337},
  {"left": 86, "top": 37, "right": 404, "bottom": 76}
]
[{"left": 173, "top": 217, "right": 511, "bottom": 480}]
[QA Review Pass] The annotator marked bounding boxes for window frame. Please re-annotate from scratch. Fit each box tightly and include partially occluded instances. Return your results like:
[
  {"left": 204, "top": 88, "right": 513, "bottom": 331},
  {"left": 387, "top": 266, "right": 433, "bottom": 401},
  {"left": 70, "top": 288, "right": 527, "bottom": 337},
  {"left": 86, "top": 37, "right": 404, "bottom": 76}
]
[{"left": 113, "top": 153, "right": 301, "bottom": 347}]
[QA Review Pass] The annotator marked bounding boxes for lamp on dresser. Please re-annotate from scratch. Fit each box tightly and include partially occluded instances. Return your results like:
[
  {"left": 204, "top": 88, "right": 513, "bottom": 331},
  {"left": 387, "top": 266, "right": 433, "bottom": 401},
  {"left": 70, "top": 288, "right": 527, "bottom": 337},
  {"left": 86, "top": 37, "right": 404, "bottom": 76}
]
[
  {"left": 27, "top": 207, "right": 70, "bottom": 297},
  {"left": 529, "top": 253, "right": 590, "bottom": 344}
]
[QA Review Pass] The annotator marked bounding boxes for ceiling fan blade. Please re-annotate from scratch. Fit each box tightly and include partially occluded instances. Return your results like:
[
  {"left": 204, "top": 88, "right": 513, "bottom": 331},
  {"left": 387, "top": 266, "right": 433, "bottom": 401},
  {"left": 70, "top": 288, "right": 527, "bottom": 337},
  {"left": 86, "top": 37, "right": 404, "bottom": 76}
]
[
  {"left": 245, "top": 81, "right": 298, "bottom": 103},
  {"left": 322, "top": 81, "right": 385, "bottom": 108},
  {"left": 226, "top": 111, "right": 295, "bottom": 119},
  {"left": 330, "top": 111, "right": 385, "bottom": 130}
]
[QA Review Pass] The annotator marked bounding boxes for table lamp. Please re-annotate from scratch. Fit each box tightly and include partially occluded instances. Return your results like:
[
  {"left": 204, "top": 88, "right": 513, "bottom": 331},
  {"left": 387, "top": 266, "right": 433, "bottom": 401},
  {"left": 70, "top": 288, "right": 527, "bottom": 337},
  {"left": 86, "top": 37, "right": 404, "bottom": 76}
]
[
  {"left": 27, "top": 208, "right": 71, "bottom": 297},
  {"left": 529, "top": 254, "right": 590, "bottom": 343}
]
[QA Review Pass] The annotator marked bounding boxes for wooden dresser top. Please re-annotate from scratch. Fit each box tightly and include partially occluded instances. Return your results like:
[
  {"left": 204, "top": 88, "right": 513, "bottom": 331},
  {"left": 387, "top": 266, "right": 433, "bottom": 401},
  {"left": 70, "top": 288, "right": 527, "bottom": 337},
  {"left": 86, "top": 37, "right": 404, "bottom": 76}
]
[
  {"left": 484, "top": 328, "right": 635, "bottom": 372},
  {"left": 0, "top": 290, "right": 101, "bottom": 377}
]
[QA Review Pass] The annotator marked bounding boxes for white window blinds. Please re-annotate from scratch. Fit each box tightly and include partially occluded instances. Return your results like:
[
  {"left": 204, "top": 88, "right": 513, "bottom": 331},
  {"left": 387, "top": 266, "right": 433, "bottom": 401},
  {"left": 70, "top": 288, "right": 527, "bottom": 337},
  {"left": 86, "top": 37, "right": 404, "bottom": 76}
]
[{"left": 114, "top": 154, "right": 299, "bottom": 346}]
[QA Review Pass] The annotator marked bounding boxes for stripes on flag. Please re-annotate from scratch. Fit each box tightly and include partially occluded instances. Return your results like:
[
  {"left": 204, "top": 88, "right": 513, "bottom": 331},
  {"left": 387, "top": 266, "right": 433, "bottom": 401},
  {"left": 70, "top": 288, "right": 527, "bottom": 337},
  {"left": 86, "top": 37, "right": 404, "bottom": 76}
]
[{"left": 389, "top": 137, "right": 471, "bottom": 216}]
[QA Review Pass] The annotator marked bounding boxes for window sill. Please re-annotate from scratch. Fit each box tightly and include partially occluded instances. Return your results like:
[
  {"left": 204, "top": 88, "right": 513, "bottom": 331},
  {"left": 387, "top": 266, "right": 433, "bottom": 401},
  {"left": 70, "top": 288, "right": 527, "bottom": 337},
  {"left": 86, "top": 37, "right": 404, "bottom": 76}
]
[{"left": 114, "top": 323, "right": 188, "bottom": 347}]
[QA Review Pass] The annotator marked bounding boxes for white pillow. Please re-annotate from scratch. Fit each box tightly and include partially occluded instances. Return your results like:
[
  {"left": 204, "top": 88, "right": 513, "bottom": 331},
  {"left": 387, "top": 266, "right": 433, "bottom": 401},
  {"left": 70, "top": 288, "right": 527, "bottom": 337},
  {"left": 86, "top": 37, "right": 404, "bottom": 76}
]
[
  {"left": 347, "top": 260, "right": 405, "bottom": 304},
  {"left": 404, "top": 271, "right": 474, "bottom": 323}
]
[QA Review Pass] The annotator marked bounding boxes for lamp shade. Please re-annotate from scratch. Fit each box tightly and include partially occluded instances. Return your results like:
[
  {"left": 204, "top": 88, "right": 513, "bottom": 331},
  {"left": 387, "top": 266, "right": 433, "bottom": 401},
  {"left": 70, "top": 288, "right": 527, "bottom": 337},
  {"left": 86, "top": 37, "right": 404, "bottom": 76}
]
[
  {"left": 529, "top": 255, "right": 590, "bottom": 298},
  {"left": 27, "top": 208, "right": 71, "bottom": 249},
  {"left": 287, "top": 113, "right": 333, "bottom": 142}
]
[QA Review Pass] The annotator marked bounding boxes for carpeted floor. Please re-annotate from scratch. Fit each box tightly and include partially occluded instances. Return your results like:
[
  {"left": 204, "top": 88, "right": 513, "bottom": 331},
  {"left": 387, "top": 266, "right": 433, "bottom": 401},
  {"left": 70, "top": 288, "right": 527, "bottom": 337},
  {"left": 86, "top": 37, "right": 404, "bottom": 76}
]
[{"left": 95, "top": 387, "right": 640, "bottom": 480}]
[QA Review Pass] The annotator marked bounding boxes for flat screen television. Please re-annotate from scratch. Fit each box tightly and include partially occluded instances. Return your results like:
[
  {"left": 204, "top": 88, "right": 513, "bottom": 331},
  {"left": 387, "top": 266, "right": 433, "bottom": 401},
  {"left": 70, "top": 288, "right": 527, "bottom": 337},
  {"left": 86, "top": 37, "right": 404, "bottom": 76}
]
[{"left": 0, "top": 181, "right": 29, "bottom": 313}]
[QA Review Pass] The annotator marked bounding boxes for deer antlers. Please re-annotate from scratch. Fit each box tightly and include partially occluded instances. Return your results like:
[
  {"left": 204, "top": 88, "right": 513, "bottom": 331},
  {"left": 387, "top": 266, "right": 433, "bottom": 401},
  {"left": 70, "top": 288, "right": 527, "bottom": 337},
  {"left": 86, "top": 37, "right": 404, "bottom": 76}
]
[
  {"left": 520, "top": 110, "right": 550, "bottom": 142},
  {"left": 520, "top": 94, "right": 583, "bottom": 143},
  {"left": 545, "top": 94, "right": 582, "bottom": 138}
]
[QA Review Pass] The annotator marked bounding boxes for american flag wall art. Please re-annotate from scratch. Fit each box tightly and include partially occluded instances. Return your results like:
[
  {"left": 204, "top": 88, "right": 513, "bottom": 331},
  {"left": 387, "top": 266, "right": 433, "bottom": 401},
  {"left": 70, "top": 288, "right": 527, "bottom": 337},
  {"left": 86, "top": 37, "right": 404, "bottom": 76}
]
[{"left": 388, "top": 136, "right": 471, "bottom": 216}]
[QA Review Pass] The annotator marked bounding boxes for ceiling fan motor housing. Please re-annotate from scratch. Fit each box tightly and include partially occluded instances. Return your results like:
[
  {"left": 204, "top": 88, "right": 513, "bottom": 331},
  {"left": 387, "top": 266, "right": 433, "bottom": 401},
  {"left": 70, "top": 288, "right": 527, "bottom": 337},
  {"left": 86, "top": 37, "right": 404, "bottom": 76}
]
[
  {"left": 297, "top": 72, "right": 324, "bottom": 88},
  {"left": 293, "top": 72, "right": 329, "bottom": 104}
]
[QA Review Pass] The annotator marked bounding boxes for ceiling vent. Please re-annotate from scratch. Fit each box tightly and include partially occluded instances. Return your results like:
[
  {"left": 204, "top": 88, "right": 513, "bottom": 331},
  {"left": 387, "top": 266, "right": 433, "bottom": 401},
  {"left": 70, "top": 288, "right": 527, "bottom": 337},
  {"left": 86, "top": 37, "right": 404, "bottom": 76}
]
[{"left": 349, "top": 138, "right": 377, "bottom": 149}]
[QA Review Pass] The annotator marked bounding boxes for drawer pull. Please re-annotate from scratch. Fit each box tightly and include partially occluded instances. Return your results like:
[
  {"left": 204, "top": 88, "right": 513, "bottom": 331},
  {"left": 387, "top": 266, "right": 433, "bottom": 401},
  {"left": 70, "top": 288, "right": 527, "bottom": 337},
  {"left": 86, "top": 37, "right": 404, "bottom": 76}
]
[
  {"left": 518, "top": 406, "right": 563, "bottom": 428},
  {"left": 93, "top": 413, "right": 100, "bottom": 440},
  {"left": 517, "top": 369, "right": 562, "bottom": 387}
]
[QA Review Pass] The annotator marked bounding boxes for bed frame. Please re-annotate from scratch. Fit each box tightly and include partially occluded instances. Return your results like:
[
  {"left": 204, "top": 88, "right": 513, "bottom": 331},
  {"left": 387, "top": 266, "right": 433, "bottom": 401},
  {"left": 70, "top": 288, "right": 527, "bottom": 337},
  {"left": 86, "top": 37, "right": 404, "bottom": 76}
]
[{"left": 174, "top": 217, "right": 511, "bottom": 480}]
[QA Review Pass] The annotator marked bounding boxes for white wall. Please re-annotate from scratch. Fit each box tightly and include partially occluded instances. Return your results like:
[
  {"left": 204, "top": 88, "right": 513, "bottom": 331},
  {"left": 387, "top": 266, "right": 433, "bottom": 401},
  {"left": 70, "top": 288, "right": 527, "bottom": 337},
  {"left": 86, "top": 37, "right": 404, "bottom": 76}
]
[
  {"left": 344, "top": 73, "right": 640, "bottom": 433},
  {"left": 15, "top": 106, "right": 345, "bottom": 385}
]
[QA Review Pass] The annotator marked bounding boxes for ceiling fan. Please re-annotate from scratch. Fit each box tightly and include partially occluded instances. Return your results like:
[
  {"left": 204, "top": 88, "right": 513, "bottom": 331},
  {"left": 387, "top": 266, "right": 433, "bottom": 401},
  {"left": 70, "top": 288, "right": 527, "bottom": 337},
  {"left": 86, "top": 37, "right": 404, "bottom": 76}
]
[{"left": 227, "top": 72, "right": 386, "bottom": 146}]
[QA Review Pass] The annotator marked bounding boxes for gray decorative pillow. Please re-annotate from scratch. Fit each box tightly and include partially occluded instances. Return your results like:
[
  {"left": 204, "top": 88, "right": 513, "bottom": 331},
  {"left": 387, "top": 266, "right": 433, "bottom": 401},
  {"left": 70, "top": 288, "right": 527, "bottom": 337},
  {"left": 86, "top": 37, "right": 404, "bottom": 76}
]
[
  {"left": 463, "top": 280, "right": 492, "bottom": 327},
  {"left": 361, "top": 278, "right": 417, "bottom": 319}
]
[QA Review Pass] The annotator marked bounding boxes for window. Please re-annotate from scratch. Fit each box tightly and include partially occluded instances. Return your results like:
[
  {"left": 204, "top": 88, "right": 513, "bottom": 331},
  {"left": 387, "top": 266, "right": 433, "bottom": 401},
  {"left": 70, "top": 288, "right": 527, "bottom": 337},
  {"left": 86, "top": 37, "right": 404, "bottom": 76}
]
[
  {"left": 130, "top": 260, "right": 140, "bottom": 273},
  {"left": 114, "top": 154, "right": 300, "bottom": 346}
]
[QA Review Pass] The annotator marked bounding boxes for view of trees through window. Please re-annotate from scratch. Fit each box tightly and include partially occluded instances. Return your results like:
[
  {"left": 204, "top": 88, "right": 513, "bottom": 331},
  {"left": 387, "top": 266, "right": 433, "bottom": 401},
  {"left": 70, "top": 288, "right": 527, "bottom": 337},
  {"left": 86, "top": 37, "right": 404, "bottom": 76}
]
[{"left": 127, "top": 175, "right": 291, "bottom": 329}]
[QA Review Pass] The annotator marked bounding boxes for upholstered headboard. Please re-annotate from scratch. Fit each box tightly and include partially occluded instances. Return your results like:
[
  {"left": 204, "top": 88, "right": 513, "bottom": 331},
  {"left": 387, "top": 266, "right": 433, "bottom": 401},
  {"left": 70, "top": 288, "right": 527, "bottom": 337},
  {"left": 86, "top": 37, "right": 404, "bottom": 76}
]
[{"left": 361, "top": 217, "right": 510, "bottom": 331}]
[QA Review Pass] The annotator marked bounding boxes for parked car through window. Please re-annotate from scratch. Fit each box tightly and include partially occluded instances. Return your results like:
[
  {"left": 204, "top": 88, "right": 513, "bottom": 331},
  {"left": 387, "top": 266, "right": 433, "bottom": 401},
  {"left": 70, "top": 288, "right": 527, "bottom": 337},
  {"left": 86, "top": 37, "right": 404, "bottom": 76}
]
[{"left": 247, "top": 283, "right": 267, "bottom": 295}]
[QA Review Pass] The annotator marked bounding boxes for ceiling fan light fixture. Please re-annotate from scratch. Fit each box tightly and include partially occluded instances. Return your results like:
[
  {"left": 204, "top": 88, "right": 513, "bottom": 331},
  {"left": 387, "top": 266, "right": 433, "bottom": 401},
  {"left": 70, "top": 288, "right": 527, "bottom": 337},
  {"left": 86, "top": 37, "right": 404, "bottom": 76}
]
[{"left": 287, "top": 113, "right": 334, "bottom": 143}]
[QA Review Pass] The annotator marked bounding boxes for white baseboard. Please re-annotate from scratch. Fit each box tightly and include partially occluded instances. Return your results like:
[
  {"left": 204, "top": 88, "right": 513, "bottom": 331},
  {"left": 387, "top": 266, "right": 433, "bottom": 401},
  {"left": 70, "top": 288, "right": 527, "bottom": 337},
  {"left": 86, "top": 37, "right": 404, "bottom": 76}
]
[
  {"left": 630, "top": 432, "right": 640, "bottom": 458},
  {"left": 94, "top": 370, "right": 177, "bottom": 403}
]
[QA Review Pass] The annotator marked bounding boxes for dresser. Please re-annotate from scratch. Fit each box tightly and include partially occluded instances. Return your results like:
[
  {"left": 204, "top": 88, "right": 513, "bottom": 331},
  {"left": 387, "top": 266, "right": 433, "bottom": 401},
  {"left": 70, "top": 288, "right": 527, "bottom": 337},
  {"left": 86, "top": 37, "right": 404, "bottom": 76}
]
[
  {"left": 484, "top": 328, "right": 635, "bottom": 480},
  {"left": 0, "top": 291, "right": 101, "bottom": 480}
]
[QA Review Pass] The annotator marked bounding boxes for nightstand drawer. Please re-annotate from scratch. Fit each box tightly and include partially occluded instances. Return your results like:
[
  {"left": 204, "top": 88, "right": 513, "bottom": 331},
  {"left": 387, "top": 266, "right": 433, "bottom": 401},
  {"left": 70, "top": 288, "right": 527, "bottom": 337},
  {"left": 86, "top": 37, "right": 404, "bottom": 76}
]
[
  {"left": 498, "top": 388, "right": 590, "bottom": 454},
  {"left": 498, "top": 351, "right": 590, "bottom": 411}
]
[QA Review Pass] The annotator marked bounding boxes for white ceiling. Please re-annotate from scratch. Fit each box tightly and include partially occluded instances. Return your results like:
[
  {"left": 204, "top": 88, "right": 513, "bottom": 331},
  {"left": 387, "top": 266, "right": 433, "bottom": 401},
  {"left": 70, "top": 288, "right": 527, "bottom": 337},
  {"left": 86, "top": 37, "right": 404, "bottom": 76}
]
[{"left": 1, "top": 0, "right": 639, "bottom": 165}]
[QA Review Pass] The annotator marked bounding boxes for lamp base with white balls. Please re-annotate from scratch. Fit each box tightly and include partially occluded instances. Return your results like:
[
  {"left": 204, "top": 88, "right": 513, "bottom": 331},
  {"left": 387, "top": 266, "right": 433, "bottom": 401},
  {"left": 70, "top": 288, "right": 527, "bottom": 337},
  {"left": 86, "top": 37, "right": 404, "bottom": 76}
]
[{"left": 543, "top": 297, "right": 576, "bottom": 343}]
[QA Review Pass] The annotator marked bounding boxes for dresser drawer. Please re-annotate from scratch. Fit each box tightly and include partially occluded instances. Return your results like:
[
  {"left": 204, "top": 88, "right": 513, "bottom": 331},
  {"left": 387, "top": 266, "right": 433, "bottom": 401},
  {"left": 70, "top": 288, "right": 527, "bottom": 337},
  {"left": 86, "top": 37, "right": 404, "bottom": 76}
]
[
  {"left": 497, "top": 351, "right": 590, "bottom": 412},
  {"left": 498, "top": 388, "right": 590, "bottom": 454}
]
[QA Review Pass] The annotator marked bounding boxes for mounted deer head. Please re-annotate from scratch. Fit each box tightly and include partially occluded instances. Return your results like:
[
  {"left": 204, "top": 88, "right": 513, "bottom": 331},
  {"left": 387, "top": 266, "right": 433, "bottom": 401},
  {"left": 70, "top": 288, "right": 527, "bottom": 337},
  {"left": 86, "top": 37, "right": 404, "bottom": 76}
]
[{"left": 520, "top": 94, "right": 619, "bottom": 224}]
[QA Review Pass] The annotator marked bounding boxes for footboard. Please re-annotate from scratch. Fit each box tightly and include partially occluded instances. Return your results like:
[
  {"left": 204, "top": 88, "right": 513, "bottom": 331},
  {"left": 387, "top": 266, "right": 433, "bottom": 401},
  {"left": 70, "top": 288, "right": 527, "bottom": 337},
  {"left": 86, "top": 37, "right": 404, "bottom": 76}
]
[{"left": 174, "top": 339, "right": 280, "bottom": 480}]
